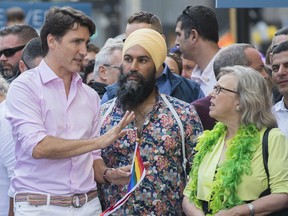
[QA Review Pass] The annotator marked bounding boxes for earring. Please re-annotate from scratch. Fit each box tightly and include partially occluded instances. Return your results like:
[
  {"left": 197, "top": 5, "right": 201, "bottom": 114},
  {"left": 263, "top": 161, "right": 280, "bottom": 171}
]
[{"left": 235, "top": 105, "right": 240, "bottom": 111}]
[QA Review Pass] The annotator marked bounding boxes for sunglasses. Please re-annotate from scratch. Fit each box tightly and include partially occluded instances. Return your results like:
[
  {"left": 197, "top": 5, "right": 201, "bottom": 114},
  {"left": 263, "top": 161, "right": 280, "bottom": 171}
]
[
  {"left": 182, "top": 6, "right": 199, "bottom": 30},
  {"left": 21, "top": 57, "right": 31, "bottom": 70},
  {"left": 0, "top": 45, "right": 26, "bottom": 57}
]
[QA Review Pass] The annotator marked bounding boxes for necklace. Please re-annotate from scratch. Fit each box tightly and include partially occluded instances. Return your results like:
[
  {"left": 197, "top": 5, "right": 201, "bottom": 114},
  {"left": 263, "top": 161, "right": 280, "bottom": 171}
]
[{"left": 188, "top": 122, "right": 260, "bottom": 215}]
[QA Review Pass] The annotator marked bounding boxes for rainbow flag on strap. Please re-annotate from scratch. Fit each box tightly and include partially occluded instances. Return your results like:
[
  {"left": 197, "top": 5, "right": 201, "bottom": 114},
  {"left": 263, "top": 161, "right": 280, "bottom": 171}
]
[
  {"left": 127, "top": 144, "right": 145, "bottom": 191},
  {"left": 100, "top": 142, "right": 146, "bottom": 216}
]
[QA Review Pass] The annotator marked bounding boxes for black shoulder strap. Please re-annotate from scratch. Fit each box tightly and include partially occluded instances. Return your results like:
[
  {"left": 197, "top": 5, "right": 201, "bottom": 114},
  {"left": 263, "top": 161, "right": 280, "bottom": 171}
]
[{"left": 262, "top": 128, "right": 272, "bottom": 180}]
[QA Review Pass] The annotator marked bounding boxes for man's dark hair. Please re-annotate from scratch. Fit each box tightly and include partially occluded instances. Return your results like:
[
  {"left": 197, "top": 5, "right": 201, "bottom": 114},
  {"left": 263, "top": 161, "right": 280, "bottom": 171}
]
[
  {"left": 167, "top": 52, "right": 183, "bottom": 75},
  {"left": 40, "top": 6, "right": 96, "bottom": 56},
  {"left": 83, "top": 60, "right": 95, "bottom": 84},
  {"left": 6, "top": 7, "right": 25, "bottom": 22},
  {"left": 127, "top": 11, "right": 163, "bottom": 34},
  {"left": 22, "top": 37, "right": 43, "bottom": 69},
  {"left": 176, "top": 5, "right": 219, "bottom": 43},
  {"left": 272, "top": 40, "right": 288, "bottom": 56},
  {"left": 271, "top": 26, "right": 288, "bottom": 50},
  {"left": 0, "top": 24, "right": 38, "bottom": 44},
  {"left": 275, "top": 26, "right": 288, "bottom": 36},
  {"left": 87, "top": 43, "right": 100, "bottom": 53}
]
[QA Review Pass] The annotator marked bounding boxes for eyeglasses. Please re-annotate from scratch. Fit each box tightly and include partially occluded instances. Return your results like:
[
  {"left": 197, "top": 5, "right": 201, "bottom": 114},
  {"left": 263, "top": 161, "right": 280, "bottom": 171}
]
[
  {"left": 0, "top": 45, "right": 26, "bottom": 57},
  {"left": 182, "top": 6, "right": 199, "bottom": 30},
  {"left": 213, "top": 85, "right": 238, "bottom": 95},
  {"left": 103, "top": 64, "right": 121, "bottom": 70},
  {"left": 183, "top": 6, "right": 192, "bottom": 18},
  {"left": 21, "top": 57, "right": 31, "bottom": 70}
]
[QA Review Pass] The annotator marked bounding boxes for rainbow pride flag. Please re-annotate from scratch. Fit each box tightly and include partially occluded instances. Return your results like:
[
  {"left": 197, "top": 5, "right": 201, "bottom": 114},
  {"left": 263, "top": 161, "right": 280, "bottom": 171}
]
[
  {"left": 100, "top": 142, "right": 146, "bottom": 216},
  {"left": 127, "top": 143, "right": 145, "bottom": 191}
]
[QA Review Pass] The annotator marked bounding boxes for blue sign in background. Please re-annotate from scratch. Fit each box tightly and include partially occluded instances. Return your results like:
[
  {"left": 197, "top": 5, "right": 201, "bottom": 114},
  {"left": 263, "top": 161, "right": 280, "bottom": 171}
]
[
  {"left": 0, "top": 2, "right": 92, "bottom": 30},
  {"left": 216, "top": 0, "right": 288, "bottom": 8}
]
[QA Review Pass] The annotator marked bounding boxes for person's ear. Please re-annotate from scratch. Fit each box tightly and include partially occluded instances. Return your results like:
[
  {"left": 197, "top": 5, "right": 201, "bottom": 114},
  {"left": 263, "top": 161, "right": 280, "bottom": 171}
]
[
  {"left": 99, "top": 65, "right": 108, "bottom": 81},
  {"left": 47, "top": 34, "right": 57, "bottom": 50},
  {"left": 18, "top": 60, "right": 26, "bottom": 73},
  {"left": 190, "top": 29, "right": 199, "bottom": 43}
]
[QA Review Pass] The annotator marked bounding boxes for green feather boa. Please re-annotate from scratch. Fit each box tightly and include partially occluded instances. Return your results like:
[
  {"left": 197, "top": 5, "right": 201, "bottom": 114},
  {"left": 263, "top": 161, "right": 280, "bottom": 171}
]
[{"left": 189, "top": 122, "right": 260, "bottom": 215}]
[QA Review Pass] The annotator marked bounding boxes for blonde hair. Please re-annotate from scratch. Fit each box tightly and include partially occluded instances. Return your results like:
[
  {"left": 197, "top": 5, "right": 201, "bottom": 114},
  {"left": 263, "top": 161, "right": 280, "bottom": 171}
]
[
  {"left": 219, "top": 65, "right": 277, "bottom": 130},
  {"left": 0, "top": 76, "right": 9, "bottom": 97}
]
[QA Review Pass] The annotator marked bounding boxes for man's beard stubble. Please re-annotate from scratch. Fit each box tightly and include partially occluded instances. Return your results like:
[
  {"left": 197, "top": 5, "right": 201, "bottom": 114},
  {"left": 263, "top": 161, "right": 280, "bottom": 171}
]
[
  {"left": 2, "top": 62, "right": 19, "bottom": 79},
  {"left": 117, "top": 69, "right": 156, "bottom": 111}
]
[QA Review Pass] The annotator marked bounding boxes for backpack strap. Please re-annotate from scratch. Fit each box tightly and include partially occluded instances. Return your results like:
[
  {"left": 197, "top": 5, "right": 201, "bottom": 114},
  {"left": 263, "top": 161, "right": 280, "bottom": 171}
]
[
  {"left": 101, "top": 95, "right": 188, "bottom": 183},
  {"left": 262, "top": 128, "right": 272, "bottom": 185},
  {"left": 101, "top": 98, "right": 116, "bottom": 125},
  {"left": 161, "top": 94, "right": 187, "bottom": 183}
]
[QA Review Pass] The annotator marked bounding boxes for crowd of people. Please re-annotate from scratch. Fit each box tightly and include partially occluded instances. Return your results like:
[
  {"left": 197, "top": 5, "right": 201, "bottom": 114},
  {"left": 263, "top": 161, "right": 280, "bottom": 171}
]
[{"left": 0, "top": 4, "right": 288, "bottom": 216}]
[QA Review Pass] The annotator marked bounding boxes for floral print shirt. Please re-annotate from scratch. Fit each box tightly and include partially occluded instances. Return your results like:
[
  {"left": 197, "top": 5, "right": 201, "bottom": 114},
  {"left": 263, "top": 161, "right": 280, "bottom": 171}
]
[{"left": 99, "top": 93, "right": 203, "bottom": 215}]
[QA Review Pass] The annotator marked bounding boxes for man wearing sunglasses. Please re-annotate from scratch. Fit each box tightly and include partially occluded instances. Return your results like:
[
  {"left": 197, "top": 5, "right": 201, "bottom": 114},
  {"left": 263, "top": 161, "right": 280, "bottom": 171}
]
[
  {"left": 0, "top": 24, "right": 38, "bottom": 83},
  {"left": 175, "top": 6, "right": 220, "bottom": 96}
]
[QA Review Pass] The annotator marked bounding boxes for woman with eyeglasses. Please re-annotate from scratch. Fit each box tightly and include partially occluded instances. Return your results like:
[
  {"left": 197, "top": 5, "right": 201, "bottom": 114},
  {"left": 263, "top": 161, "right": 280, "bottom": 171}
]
[{"left": 183, "top": 65, "right": 288, "bottom": 216}]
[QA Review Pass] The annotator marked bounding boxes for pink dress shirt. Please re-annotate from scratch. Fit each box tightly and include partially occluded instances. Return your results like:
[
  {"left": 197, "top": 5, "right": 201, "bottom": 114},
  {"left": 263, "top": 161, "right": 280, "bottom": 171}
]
[{"left": 5, "top": 60, "right": 101, "bottom": 195}]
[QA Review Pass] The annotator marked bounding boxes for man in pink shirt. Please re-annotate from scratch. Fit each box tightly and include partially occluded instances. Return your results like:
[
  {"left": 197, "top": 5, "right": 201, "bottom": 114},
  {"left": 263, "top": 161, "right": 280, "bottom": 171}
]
[{"left": 5, "top": 6, "right": 134, "bottom": 216}]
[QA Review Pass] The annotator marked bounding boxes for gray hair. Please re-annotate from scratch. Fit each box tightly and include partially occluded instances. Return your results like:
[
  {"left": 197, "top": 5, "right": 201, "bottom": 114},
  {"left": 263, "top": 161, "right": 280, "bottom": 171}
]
[
  {"left": 93, "top": 38, "right": 123, "bottom": 78},
  {"left": 214, "top": 43, "right": 254, "bottom": 78},
  {"left": 219, "top": 65, "right": 277, "bottom": 130}
]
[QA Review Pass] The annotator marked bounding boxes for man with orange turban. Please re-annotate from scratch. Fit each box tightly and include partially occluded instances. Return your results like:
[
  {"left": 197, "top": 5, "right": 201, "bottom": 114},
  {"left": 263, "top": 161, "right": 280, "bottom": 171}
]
[
  {"left": 98, "top": 28, "right": 203, "bottom": 215},
  {"left": 101, "top": 11, "right": 204, "bottom": 105}
]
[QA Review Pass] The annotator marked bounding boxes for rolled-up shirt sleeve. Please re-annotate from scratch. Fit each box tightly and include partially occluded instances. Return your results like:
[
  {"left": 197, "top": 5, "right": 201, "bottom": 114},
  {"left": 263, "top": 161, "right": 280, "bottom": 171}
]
[
  {"left": 5, "top": 72, "right": 47, "bottom": 156},
  {"left": 5, "top": 60, "right": 103, "bottom": 194}
]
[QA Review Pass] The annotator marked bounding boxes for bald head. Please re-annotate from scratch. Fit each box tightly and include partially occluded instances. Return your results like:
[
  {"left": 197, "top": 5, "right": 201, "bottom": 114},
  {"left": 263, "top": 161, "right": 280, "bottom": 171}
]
[{"left": 214, "top": 43, "right": 268, "bottom": 79}]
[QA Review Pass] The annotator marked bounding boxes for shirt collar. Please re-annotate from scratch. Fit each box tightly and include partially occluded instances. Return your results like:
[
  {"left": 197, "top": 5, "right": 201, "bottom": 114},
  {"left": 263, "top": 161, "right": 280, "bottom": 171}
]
[
  {"left": 157, "top": 63, "right": 169, "bottom": 80},
  {"left": 274, "top": 97, "right": 288, "bottom": 111},
  {"left": 39, "top": 59, "right": 82, "bottom": 86},
  {"left": 191, "top": 55, "right": 217, "bottom": 86}
]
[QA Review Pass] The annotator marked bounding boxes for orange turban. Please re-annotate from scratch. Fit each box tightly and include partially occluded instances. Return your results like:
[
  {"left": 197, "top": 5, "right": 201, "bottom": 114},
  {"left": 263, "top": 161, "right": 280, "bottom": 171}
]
[{"left": 123, "top": 28, "right": 167, "bottom": 70}]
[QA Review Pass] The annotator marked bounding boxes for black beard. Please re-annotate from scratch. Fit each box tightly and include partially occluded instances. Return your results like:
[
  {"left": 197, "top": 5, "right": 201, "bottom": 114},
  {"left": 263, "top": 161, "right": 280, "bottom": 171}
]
[{"left": 117, "top": 69, "right": 156, "bottom": 111}]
